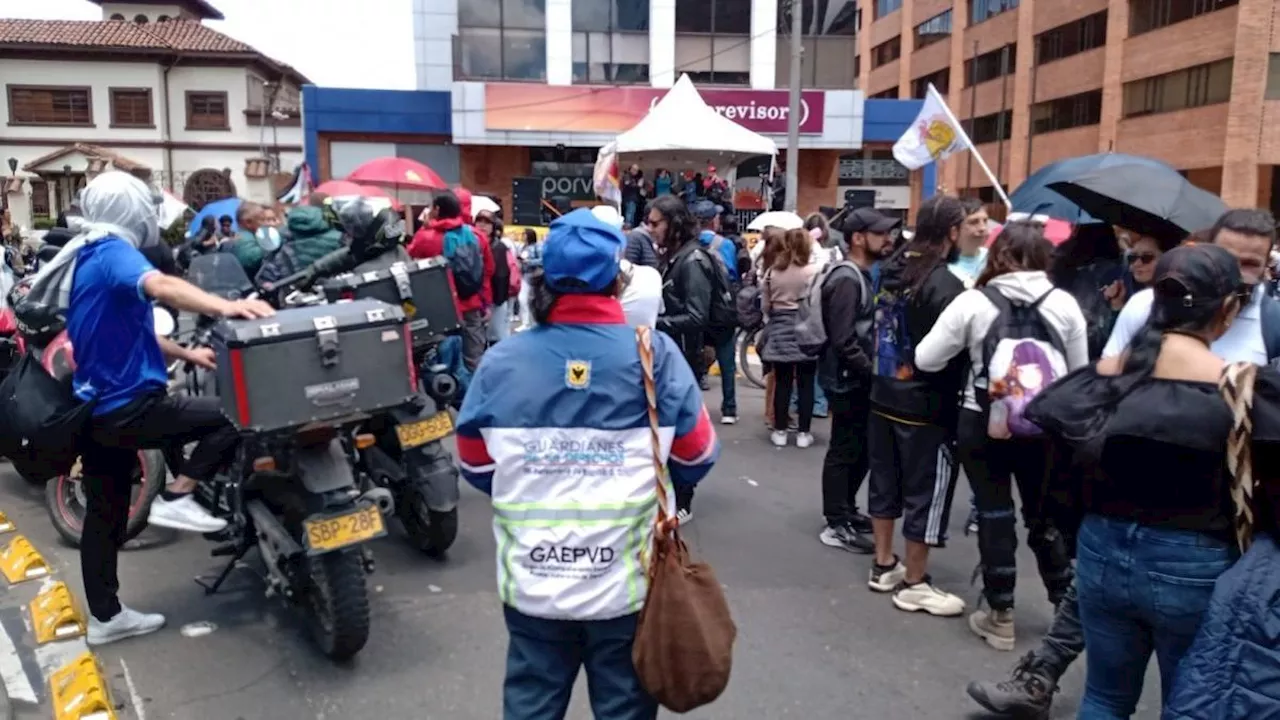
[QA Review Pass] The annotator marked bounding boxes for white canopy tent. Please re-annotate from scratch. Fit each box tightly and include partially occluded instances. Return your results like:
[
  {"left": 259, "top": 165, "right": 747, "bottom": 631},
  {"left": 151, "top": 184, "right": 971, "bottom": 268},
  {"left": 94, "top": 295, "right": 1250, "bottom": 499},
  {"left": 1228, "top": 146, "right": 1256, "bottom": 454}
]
[{"left": 605, "top": 74, "right": 778, "bottom": 170}]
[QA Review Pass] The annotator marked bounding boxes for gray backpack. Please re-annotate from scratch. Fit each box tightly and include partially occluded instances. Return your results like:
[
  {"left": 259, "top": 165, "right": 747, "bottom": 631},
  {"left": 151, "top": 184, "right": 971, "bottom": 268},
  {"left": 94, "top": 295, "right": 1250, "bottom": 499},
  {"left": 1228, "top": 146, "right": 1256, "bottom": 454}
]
[{"left": 795, "top": 260, "right": 871, "bottom": 357}]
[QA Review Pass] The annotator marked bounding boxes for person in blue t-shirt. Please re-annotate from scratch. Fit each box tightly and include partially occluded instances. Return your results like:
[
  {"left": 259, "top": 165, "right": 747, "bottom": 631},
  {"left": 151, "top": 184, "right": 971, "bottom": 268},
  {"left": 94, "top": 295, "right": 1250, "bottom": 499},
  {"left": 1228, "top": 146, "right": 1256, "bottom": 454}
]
[{"left": 63, "top": 172, "right": 274, "bottom": 647}]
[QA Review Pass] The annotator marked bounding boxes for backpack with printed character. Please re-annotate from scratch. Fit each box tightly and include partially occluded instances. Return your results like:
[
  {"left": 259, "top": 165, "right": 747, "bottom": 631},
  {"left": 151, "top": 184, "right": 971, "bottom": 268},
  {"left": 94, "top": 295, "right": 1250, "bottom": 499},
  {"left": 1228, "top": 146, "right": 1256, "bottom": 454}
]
[
  {"left": 795, "top": 260, "right": 871, "bottom": 357},
  {"left": 444, "top": 225, "right": 484, "bottom": 299},
  {"left": 977, "top": 287, "right": 1068, "bottom": 439},
  {"left": 871, "top": 280, "right": 918, "bottom": 381}
]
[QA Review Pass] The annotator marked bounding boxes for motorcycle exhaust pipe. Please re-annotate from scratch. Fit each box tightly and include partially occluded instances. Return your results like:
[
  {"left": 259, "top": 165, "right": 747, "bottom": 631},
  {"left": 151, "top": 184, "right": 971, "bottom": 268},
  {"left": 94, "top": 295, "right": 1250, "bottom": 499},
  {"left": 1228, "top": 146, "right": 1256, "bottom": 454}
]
[
  {"left": 424, "top": 369, "right": 458, "bottom": 407},
  {"left": 361, "top": 486, "right": 395, "bottom": 516}
]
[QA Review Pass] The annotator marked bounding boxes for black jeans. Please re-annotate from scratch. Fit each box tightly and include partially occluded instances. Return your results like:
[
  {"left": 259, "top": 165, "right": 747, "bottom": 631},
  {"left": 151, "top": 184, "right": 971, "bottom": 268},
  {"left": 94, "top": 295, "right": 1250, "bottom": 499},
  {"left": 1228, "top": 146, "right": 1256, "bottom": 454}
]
[
  {"left": 956, "top": 408, "right": 1073, "bottom": 611},
  {"left": 1032, "top": 577, "right": 1084, "bottom": 681},
  {"left": 821, "top": 388, "right": 870, "bottom": 527},
  {"left": 81, "top": 393, "right": 238, "bottom": 621},
  {"left": 772, "top": 361, "right": 817, "bottom": 432}
]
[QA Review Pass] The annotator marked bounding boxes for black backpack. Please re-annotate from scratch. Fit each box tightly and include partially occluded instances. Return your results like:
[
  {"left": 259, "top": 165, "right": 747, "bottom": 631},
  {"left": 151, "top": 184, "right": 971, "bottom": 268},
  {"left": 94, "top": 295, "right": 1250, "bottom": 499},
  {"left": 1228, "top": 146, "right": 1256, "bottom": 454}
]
[{"left": 695, "top": 247, "right": 738, "bottom": 330}]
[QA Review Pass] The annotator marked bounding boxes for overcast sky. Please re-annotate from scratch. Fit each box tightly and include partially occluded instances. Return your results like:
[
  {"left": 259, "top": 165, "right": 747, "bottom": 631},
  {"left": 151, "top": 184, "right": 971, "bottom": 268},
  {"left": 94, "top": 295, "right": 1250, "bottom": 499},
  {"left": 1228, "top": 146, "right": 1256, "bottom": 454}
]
[{"left": 5, "top": 0, "right": 418, "bottom": 89}]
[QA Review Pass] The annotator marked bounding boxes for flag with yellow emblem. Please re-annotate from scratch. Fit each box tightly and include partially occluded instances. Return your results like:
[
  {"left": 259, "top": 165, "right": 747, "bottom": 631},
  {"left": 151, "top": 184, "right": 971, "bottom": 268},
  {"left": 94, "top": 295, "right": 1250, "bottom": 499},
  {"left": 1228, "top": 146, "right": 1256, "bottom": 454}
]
[{"left": 892, "top": 84, "right": 972, "bottom": 171}]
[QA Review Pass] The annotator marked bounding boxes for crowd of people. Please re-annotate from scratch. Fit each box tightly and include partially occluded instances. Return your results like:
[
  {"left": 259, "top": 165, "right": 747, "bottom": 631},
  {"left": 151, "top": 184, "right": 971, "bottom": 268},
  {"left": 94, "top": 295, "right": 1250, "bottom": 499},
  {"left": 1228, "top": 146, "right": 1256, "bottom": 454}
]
[{"left": 15, "top": 165, "right": 1280, "bottom": 719}]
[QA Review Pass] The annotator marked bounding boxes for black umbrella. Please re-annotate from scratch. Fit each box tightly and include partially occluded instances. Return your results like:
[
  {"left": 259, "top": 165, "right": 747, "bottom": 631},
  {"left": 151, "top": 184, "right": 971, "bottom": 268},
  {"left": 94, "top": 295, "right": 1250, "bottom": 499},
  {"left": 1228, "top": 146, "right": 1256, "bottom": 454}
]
[{"left": 1047, "top": 164, "right": 1227, "bottom": 245}]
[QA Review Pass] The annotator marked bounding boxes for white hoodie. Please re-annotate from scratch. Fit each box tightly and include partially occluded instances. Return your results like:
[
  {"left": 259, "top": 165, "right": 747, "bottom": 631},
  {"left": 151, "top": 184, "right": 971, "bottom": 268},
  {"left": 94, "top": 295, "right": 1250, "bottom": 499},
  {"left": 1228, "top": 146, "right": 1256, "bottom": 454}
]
[{"left": 915, "top": 270, "right": 1090, "bottom": 412}]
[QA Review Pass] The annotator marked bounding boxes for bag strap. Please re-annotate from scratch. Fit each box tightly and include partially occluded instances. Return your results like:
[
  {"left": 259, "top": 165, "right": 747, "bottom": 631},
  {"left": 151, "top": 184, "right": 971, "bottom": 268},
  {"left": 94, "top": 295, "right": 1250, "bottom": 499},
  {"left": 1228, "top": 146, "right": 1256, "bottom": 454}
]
[
  {"left": 637, "top": 326, "right": 679, "bottom": 545},
  {"left": 1219, "top": 361, "right": 1258, "bottom": 553}
]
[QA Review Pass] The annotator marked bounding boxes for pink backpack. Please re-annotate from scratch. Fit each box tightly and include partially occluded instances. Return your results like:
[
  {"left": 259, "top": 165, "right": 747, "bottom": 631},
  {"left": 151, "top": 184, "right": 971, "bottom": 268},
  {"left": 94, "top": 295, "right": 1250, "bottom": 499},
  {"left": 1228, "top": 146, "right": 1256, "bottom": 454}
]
[{"left": 505, "top": 242, "right": 522, "bottom": 297}]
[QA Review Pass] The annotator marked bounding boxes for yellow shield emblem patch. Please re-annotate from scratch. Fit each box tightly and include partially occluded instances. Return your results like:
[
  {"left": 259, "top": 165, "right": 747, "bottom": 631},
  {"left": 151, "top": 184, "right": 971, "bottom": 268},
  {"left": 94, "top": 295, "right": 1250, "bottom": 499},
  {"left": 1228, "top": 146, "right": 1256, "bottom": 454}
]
[{"left": 565, "top": 360, "right": 591, "bottom": 390}]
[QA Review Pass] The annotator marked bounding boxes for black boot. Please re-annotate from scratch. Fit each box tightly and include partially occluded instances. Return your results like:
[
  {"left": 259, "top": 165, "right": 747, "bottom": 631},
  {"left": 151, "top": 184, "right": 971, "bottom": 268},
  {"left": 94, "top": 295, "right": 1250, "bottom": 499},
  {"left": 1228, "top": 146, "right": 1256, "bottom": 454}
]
[{"left": 965, "top": 651, "right": 1057, "bottom": 719}]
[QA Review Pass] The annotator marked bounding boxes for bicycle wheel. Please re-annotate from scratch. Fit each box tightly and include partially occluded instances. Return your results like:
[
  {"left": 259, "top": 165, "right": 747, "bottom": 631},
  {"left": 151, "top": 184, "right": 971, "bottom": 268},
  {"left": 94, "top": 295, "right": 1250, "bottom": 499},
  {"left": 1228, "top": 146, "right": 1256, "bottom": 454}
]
[{"left": 737, "top": 328, "right": 765, "bottom": 389}]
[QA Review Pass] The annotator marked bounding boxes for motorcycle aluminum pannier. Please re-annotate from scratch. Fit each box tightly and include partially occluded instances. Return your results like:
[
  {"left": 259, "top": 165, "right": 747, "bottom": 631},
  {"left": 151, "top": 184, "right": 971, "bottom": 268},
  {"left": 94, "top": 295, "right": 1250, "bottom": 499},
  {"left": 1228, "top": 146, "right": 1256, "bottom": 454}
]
[
  {"left": 320, "top": 257, "right": 462, "bottom": 347},
  {"left": 211, "top": 299, "right": 418, "bottom": 432}
]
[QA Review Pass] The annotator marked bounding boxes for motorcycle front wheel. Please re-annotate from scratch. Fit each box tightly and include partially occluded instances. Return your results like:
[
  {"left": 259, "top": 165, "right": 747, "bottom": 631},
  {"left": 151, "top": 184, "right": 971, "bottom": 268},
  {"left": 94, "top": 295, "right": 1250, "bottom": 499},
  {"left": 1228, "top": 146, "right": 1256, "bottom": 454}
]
[
  {"left": 46, "top": 450, "right": 166, "bottom": 548},
  {"left": 305, "top": 550, "right": 370, "bottom": 661}
]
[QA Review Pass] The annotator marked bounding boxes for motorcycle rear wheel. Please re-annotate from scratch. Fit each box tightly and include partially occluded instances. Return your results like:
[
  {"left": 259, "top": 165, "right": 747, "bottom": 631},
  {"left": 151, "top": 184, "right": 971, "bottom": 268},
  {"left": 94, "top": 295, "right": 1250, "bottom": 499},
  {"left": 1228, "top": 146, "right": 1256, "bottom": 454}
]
[
  {"left": 399, "top": 491, "right": 458, "bottom": 558},
  {"left": 46, "top": 450, "right": 166, "bottom": 548},
  {"left": 305, "top": 550, "right": 370, "bottom": 661}
]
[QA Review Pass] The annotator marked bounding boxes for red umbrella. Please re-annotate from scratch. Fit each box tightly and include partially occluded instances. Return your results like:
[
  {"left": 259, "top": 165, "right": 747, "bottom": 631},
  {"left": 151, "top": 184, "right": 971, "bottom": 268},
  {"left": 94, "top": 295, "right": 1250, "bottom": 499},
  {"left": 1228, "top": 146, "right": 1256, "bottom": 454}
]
[
  {"left": 313, "top": 179, "right": 367, "bottom": 196},
  {"left": 347, "top": 157, "right": 446, "bottom": 191},
  {"left": 986, "top": 215, "right": 1074, "bottom": 247},
  {"left": 313, "top": 180, "right": 403, "bottom": 210}
]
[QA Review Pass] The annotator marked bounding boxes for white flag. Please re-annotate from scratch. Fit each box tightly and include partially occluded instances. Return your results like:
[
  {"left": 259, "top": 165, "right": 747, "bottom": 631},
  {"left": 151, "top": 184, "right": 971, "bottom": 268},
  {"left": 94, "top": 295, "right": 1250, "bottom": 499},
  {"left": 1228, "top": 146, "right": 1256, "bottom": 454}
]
[{"left": 892, "top": 84, "right": 972, "bottom": 171}]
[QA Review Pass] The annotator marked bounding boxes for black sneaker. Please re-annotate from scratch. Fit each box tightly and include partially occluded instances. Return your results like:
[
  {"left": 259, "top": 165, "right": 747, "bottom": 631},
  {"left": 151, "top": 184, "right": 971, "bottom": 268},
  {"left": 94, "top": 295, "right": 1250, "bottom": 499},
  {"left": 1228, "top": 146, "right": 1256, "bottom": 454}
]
[
  {"left": 965, "top": 506, "right": 980, "bottom": 536},
  {"left": 818, "top": 524, "right": 874, "bottom": 554},
  {"left": 848, "top": 511, "right": 873, "bottom": 535},
  {"left": 699, "top": 376, "right": 711, "bottom": 391},
  {"left": 965, "top": 651, "right": 1057, "bottom": 719}
]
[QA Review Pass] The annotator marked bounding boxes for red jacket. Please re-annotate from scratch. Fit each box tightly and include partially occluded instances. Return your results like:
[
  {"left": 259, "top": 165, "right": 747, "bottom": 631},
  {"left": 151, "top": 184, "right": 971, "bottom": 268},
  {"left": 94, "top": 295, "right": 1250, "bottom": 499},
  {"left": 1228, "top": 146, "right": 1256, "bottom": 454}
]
[{"left": 407, "top": 210, "right": 494, "bottom": 312}]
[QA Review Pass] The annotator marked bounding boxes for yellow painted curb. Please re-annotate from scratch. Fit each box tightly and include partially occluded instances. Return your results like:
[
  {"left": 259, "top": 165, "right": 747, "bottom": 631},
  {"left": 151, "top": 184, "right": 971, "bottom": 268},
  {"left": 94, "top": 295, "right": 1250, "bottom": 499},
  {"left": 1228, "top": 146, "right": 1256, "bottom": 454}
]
[
  {"left": 0, "top": 535, "right": 49, "bottom": 584},
  {"left": 30, "top": 582, "right": 86, "bottom": 645},
  {"left": 0, "top": 511, "right": 13, "bottom": 534},
  {"left": 49, "top": 652, "right": 116, "bottom": 720}
]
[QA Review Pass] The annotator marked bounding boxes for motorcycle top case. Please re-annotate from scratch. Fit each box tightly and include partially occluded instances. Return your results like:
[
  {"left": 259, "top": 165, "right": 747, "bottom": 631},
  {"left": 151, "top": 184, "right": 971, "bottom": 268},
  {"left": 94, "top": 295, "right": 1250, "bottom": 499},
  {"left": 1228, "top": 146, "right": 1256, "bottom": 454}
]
[
  {"left": 211, "top": 299, "right": 418, "bottom": 432},
  {"left": 320, "top": 257, "right": 461, "bottom": 346}
]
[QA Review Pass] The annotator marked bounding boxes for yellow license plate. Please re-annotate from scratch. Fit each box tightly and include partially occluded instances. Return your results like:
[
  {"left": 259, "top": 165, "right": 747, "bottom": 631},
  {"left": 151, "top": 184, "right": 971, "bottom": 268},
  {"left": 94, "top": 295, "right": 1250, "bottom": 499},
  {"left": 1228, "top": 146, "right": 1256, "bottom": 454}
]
[
  {"left": 303, "top": 505, "right": 385, "bottom": 553},
  {"left": 395, "top": 412, "right": 453, "bottom": 449}
]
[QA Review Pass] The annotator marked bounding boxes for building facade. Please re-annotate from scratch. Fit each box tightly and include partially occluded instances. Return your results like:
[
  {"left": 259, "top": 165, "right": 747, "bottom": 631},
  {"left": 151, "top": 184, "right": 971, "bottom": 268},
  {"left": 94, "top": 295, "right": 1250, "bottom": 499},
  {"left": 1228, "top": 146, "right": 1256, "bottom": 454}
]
[
  {"left": 417, "top": 0, "right": 1280, "bottom": 216},
  {"left": 409, "top": 0, "right": 938, "bottom": 224},
  {"left": 0, "top": 0, "right": 306, "bottom": 234},
  {"left": 857, "top": 0, "right": 1276, "bottom": 212}
]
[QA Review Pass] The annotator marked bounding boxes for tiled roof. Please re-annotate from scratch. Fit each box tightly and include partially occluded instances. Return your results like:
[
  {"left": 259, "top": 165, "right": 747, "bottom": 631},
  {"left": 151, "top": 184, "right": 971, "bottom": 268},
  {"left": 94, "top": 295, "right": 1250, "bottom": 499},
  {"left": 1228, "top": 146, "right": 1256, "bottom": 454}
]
[
  {"left": 22, "top": 143, "right": 150, "bottom": 173},
  {"left": 0, "top": 19, "right": 309, "bottom": 83}
]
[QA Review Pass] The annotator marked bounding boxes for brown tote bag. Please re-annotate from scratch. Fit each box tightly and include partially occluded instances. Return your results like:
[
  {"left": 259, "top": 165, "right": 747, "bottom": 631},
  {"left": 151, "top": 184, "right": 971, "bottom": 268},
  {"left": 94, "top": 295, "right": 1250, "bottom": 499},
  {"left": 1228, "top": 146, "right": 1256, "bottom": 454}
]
[
  {"left": 631, "top": 326, "right": 737, "bottom": 713},
  {"left": 1220, "top": 361, "right": 1259, "bottom": 552}
]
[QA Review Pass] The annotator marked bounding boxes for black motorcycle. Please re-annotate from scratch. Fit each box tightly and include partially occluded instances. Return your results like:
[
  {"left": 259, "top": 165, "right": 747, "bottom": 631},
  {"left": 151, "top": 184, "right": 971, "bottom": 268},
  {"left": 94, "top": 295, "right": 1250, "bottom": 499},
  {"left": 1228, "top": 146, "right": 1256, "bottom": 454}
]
[{"left": 182, "top": 255, "right": 409, "bottom": 660}]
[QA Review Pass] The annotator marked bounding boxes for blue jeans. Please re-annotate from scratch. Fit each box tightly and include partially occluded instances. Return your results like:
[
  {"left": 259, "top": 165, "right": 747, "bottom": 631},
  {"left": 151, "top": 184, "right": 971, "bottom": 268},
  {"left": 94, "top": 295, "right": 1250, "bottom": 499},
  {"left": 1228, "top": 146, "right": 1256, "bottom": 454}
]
[
  {"left": 710, "top": 329, "right": 737, "bottom": 416},
  {"left": 503, "top": 606, "right": 658, "bottom": 720},
  {"left": 1074, "top": 515, "right": 1234, "bottom": 719}
]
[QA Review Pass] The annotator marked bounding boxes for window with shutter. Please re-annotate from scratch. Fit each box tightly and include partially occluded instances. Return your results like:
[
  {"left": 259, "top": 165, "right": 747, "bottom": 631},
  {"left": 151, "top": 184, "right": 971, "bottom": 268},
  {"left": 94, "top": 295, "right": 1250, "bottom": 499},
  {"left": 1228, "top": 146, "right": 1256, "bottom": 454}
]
[
  {"left": 109, "top": 88, "right": 153, "bottom": 127},
  {"left": 7, "top": 86, "right": 92, "bottom": 125},
  {"left": 186, "top": 91, "right": 229, "bottom": 130}
]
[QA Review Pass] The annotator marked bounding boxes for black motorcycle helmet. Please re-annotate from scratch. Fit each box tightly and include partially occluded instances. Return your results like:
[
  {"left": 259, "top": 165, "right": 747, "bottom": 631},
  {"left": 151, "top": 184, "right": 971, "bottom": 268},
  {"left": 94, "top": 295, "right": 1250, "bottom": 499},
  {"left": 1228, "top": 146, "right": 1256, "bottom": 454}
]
[{"left": 339, "top": 199, "right": 406, "bottom": 264}]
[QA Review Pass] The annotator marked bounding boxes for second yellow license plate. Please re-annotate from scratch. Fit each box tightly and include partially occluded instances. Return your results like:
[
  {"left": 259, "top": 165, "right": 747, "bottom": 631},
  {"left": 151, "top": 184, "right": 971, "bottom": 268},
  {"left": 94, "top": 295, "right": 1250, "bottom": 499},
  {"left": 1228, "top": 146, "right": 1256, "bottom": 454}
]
[
  {"left": 395, "top": 412, "right": 453, "bottom": 449},
  {"left": 303, "top": 505, "right": 385, "bottom": 553}
]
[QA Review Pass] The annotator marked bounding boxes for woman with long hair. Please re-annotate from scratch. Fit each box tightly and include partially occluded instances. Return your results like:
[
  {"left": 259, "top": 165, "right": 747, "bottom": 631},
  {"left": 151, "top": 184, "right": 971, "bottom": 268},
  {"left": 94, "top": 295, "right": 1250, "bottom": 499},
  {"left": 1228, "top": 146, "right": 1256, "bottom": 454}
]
[
  {"left": 865, "top": 194, "right": 970, "bottom": 617},
  {"left": 1030, "top": 244, "right": 1245, "bottom": 717},
  {"left": 915, "top": 222, "right": 1088, "bottom": 650},
  {"left": 456, "top": 208, "right": 719, "bottom": 719},
  {"left": 760, "top": 228, "right": 821, "bottom": 447}
]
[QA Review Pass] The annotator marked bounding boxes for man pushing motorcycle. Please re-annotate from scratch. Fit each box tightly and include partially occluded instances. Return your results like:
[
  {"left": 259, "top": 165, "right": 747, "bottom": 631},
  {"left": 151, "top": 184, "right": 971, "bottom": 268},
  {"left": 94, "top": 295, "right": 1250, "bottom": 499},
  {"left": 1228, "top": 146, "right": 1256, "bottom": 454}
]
[{"left": 51, "top": 171, "right": 273, "bottom": 646}]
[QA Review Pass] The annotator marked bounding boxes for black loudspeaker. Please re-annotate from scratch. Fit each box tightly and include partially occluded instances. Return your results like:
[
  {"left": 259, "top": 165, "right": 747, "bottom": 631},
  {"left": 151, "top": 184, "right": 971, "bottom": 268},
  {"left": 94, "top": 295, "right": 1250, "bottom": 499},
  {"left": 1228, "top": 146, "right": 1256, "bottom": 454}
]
[{"left": 843, "top": 189, "right": 876, "bottom": 210}]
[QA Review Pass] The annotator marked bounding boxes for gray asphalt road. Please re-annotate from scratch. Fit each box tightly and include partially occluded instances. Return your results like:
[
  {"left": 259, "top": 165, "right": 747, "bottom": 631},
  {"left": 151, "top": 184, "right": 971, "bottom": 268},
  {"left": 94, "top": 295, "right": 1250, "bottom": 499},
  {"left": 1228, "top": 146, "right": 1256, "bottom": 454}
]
[{"left": 0, "top": 384, "right": 1161, "bottom": 720}]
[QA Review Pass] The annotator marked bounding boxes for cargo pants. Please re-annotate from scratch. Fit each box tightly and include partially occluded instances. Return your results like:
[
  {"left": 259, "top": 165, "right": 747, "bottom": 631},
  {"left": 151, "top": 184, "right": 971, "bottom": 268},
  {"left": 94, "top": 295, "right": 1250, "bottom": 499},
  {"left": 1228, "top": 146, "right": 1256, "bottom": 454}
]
[{"left": 502, "top": 606, "right": 658, "bottom": 720}]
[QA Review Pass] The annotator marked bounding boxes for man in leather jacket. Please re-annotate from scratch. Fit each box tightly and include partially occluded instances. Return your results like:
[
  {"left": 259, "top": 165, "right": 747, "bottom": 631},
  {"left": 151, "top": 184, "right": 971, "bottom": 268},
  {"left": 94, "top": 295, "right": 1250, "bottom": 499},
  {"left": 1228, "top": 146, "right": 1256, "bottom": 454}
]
[
  {"left": 652, "top": 194, "right": 714, "bottom": 524},
  {"left": 653, "top": 196, "right": 714, "bottom": 373}
]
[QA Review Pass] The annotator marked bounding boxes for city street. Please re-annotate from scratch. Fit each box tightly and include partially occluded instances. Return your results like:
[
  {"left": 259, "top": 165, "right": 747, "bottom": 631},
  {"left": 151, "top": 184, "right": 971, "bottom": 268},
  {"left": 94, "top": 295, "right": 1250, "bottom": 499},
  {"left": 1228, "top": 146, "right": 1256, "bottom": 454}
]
[{"left": 0, "top": 385, "right": 1161, "bottom": 720}]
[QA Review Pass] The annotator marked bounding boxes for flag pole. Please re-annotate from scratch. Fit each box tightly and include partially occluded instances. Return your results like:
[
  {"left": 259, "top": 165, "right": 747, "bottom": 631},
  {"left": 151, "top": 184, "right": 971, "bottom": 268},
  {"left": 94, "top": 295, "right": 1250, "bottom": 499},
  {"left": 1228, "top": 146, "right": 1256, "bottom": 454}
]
[{"left": 928, "top": 85, "right": 1012, "bottom": 209}]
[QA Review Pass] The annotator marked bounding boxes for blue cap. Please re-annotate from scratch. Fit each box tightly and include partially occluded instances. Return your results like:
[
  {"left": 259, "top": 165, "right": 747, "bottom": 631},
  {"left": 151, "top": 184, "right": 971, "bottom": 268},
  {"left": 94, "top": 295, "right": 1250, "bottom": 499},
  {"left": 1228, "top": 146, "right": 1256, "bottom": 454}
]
[
  {"left": 692, "top": 199, "right": 723, "bottom": 220},
  {"left": 543, "top": 208, "right": 626, "bottom": 294}
]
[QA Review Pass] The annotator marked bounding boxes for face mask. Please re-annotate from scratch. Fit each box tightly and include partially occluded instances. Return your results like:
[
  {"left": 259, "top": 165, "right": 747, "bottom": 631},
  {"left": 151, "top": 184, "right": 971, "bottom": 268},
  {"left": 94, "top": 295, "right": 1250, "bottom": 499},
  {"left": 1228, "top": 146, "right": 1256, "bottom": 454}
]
[{"left": 257, "top": 226, "right": 282, "bottom": 252}]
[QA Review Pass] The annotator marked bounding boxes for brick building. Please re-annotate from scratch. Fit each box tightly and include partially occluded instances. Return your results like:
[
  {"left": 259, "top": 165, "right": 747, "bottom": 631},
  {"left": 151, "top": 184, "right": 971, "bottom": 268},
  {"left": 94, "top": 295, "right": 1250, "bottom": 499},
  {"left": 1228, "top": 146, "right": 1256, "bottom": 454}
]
[{"left": 860, "top": 0, "right": 1279, "bottom": 213}]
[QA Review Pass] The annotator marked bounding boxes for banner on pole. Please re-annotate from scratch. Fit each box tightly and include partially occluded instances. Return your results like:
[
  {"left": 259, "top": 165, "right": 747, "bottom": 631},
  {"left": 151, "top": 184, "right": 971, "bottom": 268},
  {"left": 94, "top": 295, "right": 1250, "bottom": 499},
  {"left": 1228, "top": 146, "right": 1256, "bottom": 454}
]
[{"left": 892, "top": 84, "right": 971, "bottom": 171}]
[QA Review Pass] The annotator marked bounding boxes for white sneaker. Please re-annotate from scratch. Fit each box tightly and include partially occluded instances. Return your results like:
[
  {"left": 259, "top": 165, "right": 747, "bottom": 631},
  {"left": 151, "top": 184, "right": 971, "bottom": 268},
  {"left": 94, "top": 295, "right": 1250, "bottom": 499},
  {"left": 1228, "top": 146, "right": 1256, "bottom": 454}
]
[
  {"left": 868, "top": 558, "right": 906, "bottom": 592},
  {"left": 721, "top": 415, "right": 738, "bottom": 425},
  {"left": 892, "top": 576, "right": 966, "bottom": 617},
  {"left": 770, "top": 431, "right": 788, "bottom": 447},
  {"left": 676, "top": 508, "right": 693, "bottom": 526},
  {"left": 148, "top": 494, "right": 227, "bottom": 533},
  {"left": 87, "top": 605, "right": 166, "bottom": 646},
  {"left": 796, "top": 432, "right": 814, "bottom": 448}
]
